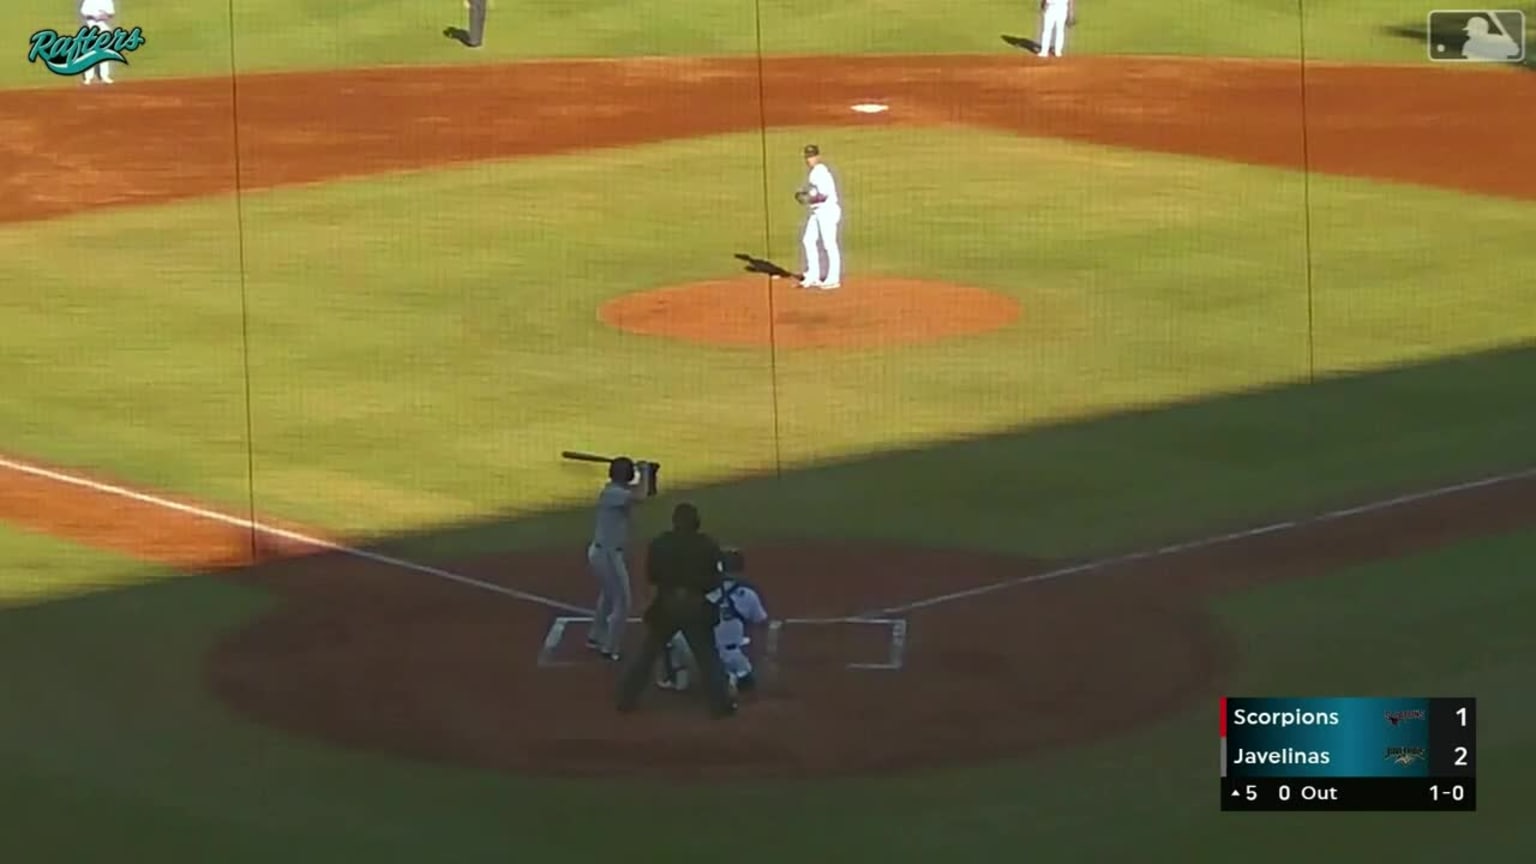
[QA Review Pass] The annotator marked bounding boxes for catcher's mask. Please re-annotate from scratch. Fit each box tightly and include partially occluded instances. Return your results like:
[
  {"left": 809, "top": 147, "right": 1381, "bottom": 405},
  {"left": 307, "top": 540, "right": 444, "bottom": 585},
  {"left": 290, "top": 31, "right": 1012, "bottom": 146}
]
[
  {"left": 717, "top": 548, "right": 745, "bottom": 575},
  {"left": 609, "top": 457, "right": 636, "bottom": 484}
]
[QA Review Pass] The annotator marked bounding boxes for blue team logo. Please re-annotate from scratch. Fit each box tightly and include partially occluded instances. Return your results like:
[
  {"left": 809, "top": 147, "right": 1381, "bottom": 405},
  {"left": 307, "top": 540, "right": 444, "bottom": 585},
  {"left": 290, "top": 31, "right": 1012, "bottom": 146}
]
[{"left": 27, "top": 26, "right": 145, "bottom": 76}]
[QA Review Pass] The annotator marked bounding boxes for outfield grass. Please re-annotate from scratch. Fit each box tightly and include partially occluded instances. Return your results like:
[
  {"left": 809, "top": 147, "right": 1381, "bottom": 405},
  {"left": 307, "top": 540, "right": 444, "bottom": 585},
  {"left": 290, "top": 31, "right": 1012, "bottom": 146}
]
[
  {"left": 4, "top": 0, "right": 1477, "bottom": 87},
  {"left": 2, "top": 473, "right": 1529, "bottom": 862},
  {"left": 0, "top": 522, "right": 175, "bottom": 606},
  {"left": 2, "top": 129, "right": 1532, "bottom": 543}
]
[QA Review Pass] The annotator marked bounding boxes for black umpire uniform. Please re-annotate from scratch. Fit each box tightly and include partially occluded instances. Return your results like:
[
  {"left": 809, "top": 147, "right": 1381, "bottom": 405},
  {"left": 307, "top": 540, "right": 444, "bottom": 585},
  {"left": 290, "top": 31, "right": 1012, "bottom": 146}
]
[{"left": 616, "top": 503, "right": 736, "bottom": 717}]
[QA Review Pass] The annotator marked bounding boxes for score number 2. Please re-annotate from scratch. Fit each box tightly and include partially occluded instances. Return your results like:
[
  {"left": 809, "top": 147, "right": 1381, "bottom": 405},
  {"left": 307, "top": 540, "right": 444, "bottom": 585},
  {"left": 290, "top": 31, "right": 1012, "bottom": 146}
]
[{"left": 1454, "top": 706, "right": 1471, "bottom": 766}]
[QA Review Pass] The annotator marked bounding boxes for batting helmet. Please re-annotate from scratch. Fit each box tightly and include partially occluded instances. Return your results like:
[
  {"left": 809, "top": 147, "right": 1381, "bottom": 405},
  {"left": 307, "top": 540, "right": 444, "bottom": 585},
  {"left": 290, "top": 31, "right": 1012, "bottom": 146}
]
[{"left": 609, "top": 457, "right": 636, "bottom": 484}]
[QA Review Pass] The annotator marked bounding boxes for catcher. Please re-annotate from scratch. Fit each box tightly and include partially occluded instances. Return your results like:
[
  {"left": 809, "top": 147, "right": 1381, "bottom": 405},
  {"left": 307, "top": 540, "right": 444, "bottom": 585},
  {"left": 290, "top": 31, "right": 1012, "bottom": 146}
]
[
  {"left": 657, "top": 547, "right": 769, "bottom": 697},
  {"left": 1038, "top": 0, "right": 1077, "bottom": 58}
]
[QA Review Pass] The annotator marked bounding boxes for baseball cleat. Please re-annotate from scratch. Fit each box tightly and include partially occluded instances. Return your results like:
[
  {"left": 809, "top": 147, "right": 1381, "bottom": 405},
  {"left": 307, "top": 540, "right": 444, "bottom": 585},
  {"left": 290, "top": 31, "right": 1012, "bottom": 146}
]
[
  {"left": 798, "top": 278, "right": 821, "bottom": 288},
  {"left": 819, "top": 281, "right": 841, "bottom": 290}
]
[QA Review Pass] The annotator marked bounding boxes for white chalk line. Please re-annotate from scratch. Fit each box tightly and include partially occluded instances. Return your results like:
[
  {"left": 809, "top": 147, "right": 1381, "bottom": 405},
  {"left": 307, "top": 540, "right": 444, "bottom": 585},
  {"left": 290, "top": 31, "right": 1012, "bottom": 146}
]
[
  {"left": 852, "top": 465, "right": 1536, "bottom": 620},
  {"left": 0, "top": 455, "right": 591, "bottom": 615},
  {"left": 6, "top": 454, "right": 1533, "bottom": 632},
  {"left": 539, "top": 616, "right": 907, "bottom": 672}
]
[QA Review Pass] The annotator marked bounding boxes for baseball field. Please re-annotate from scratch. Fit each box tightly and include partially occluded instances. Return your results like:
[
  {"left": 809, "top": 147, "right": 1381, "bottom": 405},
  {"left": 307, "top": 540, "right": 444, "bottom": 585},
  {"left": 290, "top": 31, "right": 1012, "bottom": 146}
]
[{"left": 3, "top": 0, "right": 1535, "bottom": 858}]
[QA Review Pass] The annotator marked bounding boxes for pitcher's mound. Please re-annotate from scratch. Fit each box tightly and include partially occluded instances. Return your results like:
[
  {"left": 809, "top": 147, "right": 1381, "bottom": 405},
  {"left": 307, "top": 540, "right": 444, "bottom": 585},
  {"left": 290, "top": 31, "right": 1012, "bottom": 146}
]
[{"left": 598, "top": 276, "right": 1020, "bottom": 349}]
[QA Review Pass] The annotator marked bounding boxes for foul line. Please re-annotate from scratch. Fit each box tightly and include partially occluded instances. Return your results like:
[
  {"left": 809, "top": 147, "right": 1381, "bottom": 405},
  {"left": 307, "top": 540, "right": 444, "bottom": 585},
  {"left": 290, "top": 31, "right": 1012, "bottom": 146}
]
[
  {"left": 0, "top": 455, "right": 590, "bottom": 615},
  {"left": 854, "top": 466, "right": 1536, "bottom": 620},
  {"left": 6, "top": 455, "right": 1532, "bottom": 628}
]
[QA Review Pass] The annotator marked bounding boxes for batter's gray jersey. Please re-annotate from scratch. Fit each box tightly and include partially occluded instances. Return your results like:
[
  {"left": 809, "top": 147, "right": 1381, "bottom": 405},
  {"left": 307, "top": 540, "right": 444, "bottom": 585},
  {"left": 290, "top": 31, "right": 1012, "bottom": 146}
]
[{"left": 592, "top": 482, "right": 639, "bottom": 549}]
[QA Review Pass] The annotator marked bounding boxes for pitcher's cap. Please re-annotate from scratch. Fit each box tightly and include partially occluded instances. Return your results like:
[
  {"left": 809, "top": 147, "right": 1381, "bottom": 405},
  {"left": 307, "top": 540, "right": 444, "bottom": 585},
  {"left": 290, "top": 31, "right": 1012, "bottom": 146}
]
[{"left": 803, "top": 144, "right": 820, "bottom": 157}]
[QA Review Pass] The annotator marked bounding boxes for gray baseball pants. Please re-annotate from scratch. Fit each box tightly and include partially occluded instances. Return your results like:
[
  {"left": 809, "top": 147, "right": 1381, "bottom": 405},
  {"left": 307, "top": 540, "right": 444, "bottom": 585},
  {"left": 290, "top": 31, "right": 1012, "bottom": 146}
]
[
  {"left": 467, "top": 0, "right": 487, "bottom": 46},
  {"left": 586, "top": 543, "right": 630, "bottom": 655}
]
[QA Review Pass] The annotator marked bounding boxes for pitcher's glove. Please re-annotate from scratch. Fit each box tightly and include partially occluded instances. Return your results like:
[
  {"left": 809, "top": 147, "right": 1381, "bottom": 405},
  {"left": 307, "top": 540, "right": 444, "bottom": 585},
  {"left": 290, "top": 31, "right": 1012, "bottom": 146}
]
[{"left": 793, "top": 185, "right": 812, "bottom": 205}]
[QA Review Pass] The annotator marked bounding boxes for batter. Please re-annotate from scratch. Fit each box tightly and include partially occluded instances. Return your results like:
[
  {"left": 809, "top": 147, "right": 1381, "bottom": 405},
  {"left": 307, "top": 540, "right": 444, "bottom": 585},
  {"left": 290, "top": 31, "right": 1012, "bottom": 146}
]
[{"left": 585, "top": 457, "right": 655, "bottom": 660}]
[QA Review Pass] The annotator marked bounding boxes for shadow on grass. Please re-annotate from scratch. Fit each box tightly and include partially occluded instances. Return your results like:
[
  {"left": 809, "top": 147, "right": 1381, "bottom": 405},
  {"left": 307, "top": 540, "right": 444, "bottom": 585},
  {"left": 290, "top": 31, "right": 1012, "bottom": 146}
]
[
  {"left": 355, "top": 339, "right": 1536, "bottom": 567},
  {"left": 1, "top": 340, "right": 1532, "bottom": 858},
  {"left": 3, "top": 342, "right": 1534, "bottom": 594}
]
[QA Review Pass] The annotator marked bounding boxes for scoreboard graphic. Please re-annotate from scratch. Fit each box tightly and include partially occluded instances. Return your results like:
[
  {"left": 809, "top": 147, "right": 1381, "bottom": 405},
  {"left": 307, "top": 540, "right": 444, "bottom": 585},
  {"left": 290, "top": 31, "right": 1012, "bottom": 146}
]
[{"left": 1220, "top": 697, "right": 1476, "bottom": 811}]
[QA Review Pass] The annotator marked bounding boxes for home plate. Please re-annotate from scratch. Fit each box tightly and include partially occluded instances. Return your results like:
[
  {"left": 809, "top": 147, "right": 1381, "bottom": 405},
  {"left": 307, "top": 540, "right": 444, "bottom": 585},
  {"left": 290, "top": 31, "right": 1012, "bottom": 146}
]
[{"left": 850, "top": 103, "right": 889, "bottom": 114}]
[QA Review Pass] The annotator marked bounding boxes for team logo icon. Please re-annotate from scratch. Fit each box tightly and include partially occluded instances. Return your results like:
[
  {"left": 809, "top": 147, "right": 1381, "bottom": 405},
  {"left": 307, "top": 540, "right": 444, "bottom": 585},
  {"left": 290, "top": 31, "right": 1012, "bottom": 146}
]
[
  {"left": 1385, "top": 709, "right": 1426, "bottom": 726},
  {"left": 27, "top": 25, "right": 145, "bottom": 76},
  {"left": 1385, "top": 746, "right": 1427, "bottom": 766},
  {"left": 1427, "top": 10, "right": 1526, "bottom": 62}
]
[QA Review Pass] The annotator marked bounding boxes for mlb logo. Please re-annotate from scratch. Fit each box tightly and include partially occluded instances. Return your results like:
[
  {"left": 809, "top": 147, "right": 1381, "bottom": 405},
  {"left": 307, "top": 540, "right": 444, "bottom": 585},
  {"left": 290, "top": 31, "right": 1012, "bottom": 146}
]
[{"left": 1427, "top": 10, "right": 1527, "bottom": 62}]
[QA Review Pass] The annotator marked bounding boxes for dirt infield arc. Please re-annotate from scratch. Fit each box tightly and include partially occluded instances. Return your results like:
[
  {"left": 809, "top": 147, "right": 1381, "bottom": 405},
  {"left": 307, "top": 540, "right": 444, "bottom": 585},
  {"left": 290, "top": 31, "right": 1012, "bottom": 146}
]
[
  {"left": 3, "top": 55, "right": 1535, "bottom": 229},
  {"left": 3, "top": 460, "right": 1535, "bottom": 779},
  {"left": 599, "top": 276, "right": 1021, "bottom": 349}
]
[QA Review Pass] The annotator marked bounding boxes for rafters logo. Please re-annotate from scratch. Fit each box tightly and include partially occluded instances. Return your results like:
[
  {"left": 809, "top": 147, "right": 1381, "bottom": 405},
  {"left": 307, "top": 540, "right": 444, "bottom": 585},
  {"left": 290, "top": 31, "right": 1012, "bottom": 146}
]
[{"left": 27, "top": 25, "right": 145, "bottom": 76}]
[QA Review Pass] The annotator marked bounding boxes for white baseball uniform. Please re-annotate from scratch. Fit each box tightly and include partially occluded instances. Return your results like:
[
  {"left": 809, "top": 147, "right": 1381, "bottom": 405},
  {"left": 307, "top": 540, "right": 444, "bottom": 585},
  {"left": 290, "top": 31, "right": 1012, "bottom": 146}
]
[
  {"left": 1039, "top": 0, "right": 1071, "bottom": 58},
  {"left": 80, "top": 0, "right": 117, "bottom": 84},
  {"left": 801, "top": 162, "right": 842, "bottom": 287},
  {"left": 662, "top": 576, "right": 768, "bottom": 690}
]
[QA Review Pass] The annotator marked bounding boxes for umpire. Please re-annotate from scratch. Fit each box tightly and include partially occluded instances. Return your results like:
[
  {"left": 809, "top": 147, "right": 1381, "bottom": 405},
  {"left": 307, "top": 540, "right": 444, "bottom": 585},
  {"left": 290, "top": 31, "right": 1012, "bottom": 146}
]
[{"left": 616, "top": 503, "right": 736, "bottom": 717}]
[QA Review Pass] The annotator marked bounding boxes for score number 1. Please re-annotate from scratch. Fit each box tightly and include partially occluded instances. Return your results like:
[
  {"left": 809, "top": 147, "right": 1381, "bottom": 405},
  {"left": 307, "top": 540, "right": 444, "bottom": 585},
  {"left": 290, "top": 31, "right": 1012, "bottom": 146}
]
[
  {"left": 1455, "top": 705, "right": 1471, "bottom": 767},
  {"left": 1430, "top": 698, "right": 1477, "bottom": 790}
]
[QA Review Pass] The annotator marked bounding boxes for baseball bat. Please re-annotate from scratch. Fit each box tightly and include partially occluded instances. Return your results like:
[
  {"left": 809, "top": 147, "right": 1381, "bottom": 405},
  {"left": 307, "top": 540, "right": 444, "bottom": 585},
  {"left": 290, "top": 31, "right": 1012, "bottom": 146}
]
[{"left": 561, "top": 450, "right": 614, "bottom": 464}]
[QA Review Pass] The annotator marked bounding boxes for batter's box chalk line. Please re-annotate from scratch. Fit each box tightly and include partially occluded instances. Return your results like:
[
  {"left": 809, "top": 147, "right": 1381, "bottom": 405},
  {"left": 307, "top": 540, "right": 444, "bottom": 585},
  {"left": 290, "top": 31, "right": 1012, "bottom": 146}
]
[
  {"left": 535, "top": 615, "right": 908, "bottom": 670},
  {"left": 536, "top": 615, "right": 642, "bottom": 667},
  {"left": 765, "top": 617, "right": 908, "bottom": 671}
]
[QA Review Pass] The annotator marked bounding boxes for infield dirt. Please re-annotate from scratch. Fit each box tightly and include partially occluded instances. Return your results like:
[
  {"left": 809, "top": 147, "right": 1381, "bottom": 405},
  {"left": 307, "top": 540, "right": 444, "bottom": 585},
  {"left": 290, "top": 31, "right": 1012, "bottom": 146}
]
[
  {"left": 3, "top": 460, "right": 1534, "bottom": 779},
  {"left": 2, "top": 55, "right": 1533, "bottom": 227},
  {"left": 598, "top": 276, "right": 1022, "bottom": 349}
]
